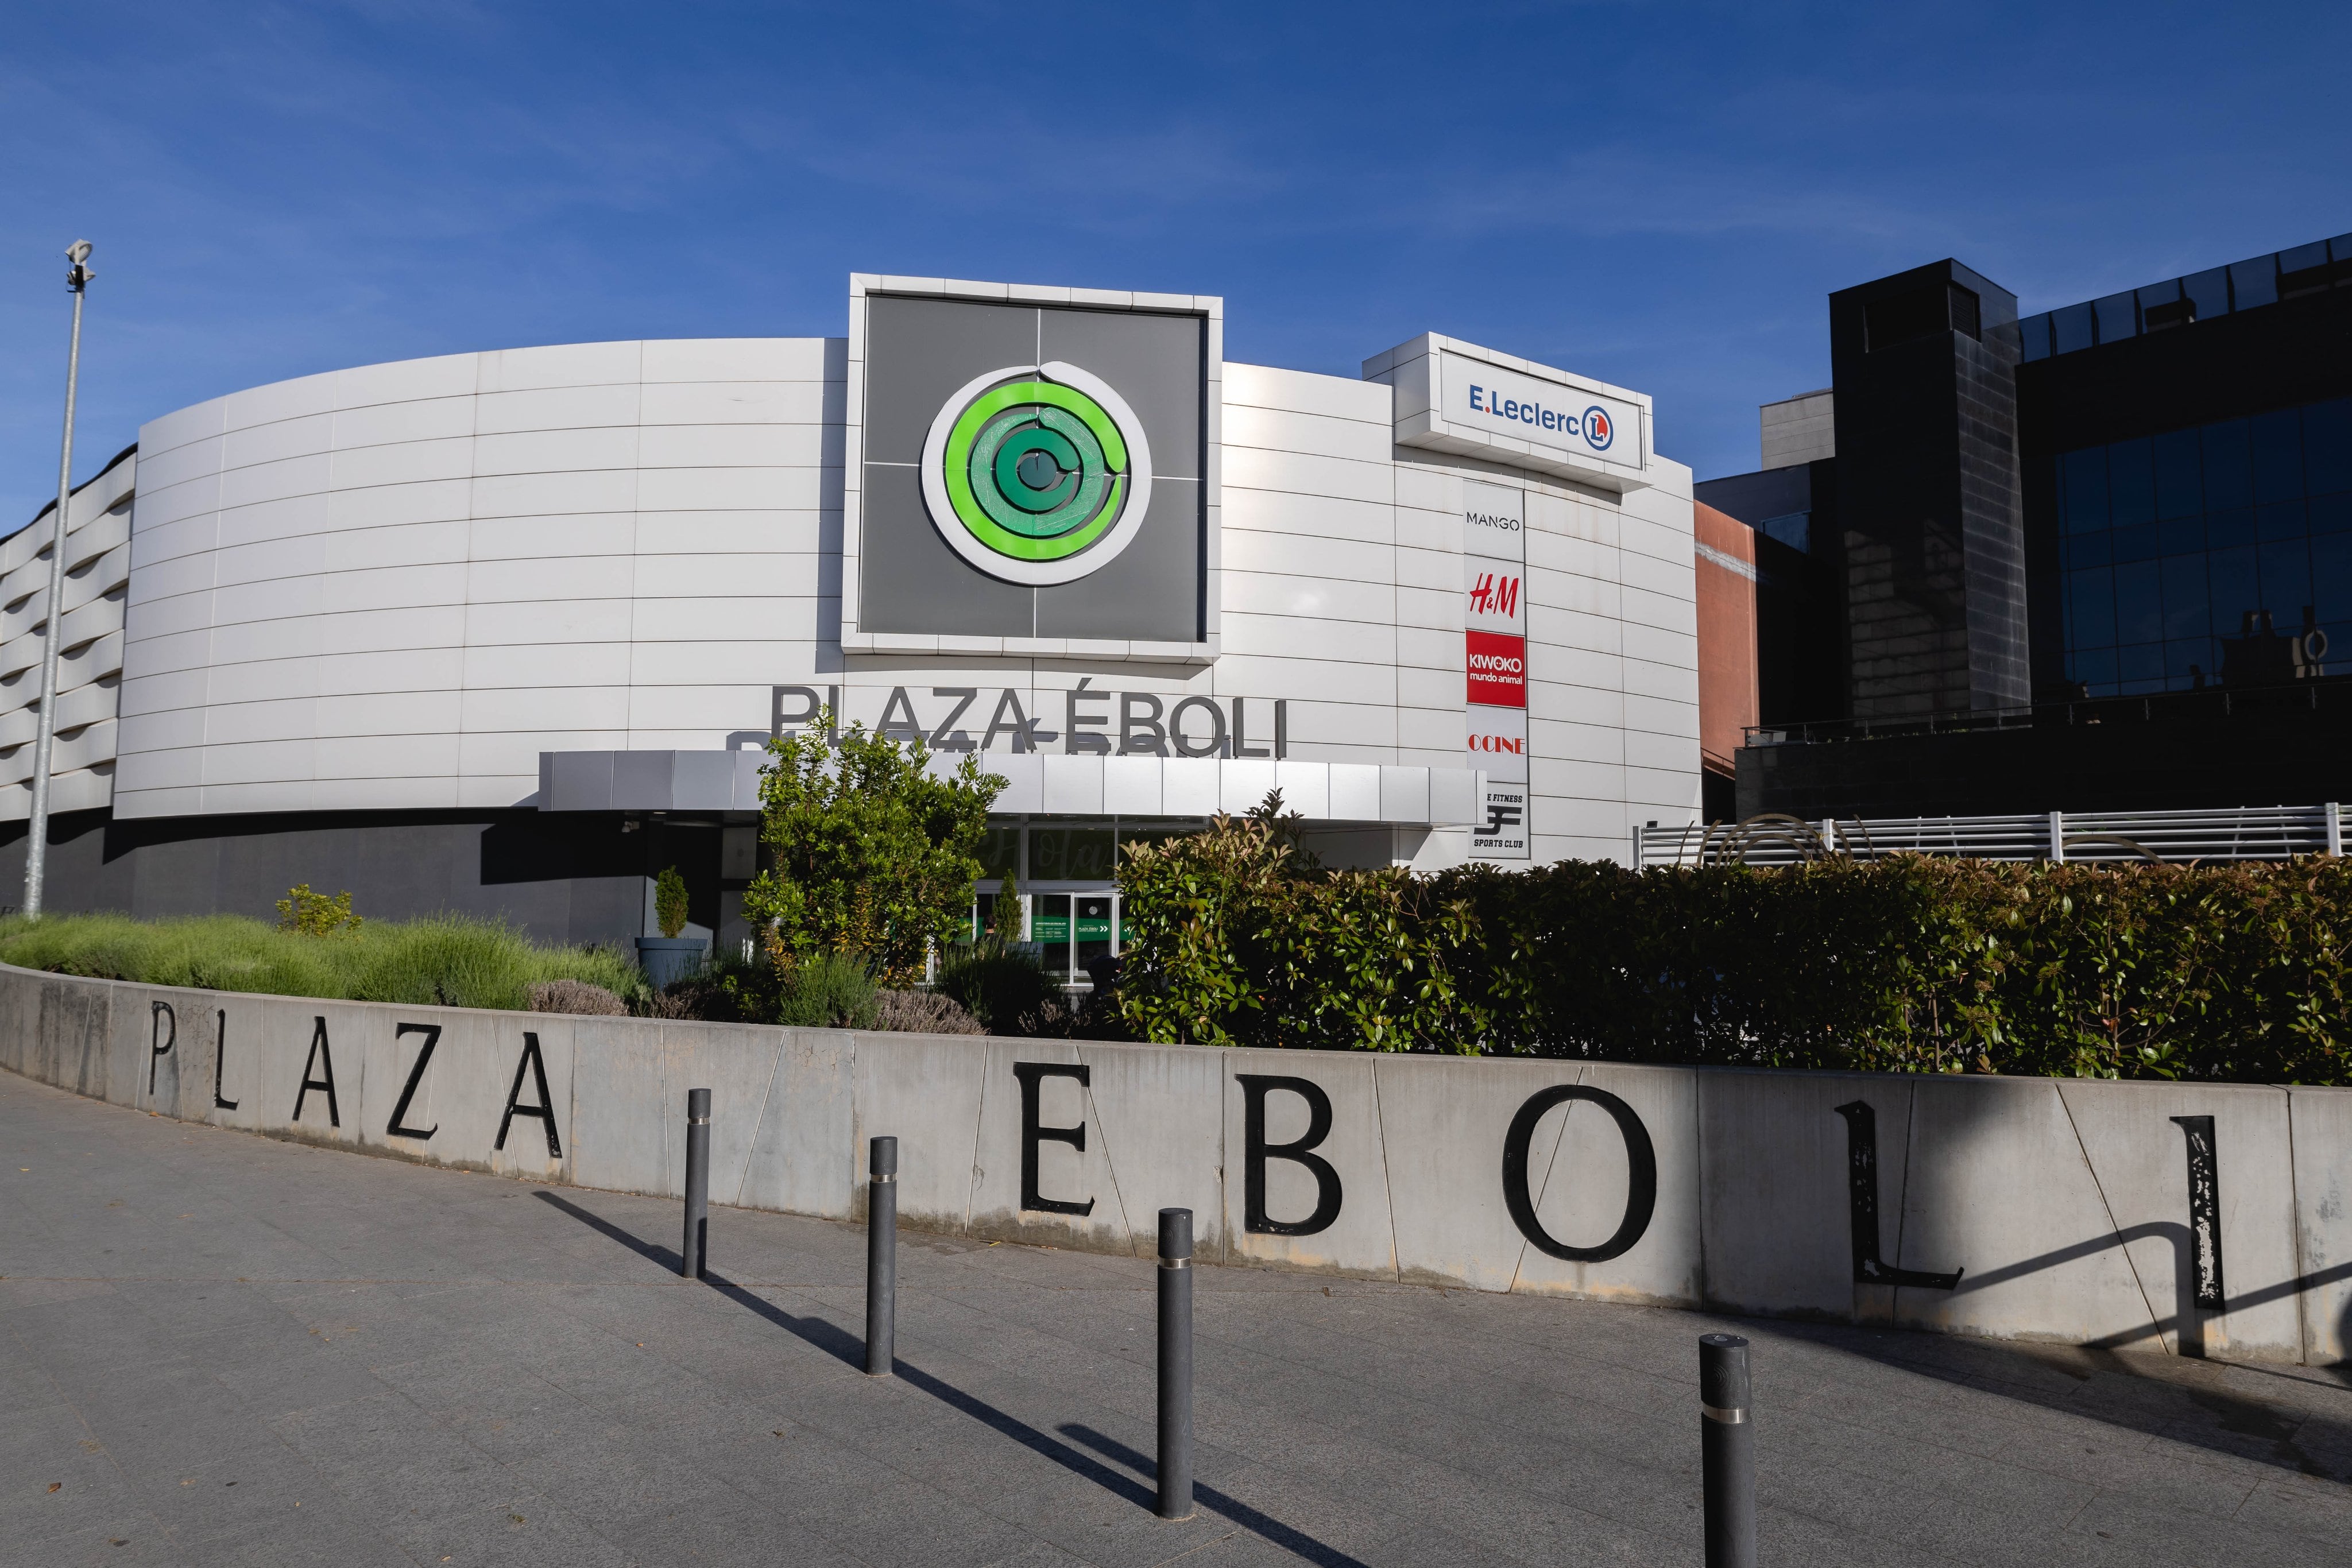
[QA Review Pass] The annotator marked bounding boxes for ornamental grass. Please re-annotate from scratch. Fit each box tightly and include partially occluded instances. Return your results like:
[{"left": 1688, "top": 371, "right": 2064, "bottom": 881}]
[{"left": 0, "top": 911, "right": 644, "bottom": 1013}]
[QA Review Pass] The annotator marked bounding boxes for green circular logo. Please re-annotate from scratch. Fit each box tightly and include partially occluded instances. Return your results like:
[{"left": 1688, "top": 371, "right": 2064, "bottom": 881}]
[{"left": 920, "top": 361, "right": 1153, "bottom": 586}]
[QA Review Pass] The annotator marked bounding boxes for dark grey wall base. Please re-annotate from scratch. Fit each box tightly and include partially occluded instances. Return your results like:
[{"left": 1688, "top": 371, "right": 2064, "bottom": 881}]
[{"left": 0, "top": 807, "right": 725, "bottom": 948}]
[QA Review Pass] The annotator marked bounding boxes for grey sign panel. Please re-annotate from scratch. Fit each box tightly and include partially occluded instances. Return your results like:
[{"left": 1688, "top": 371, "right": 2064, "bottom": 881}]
[
  {"left": 862, "top": 296, "right": 1041, "bottom": 466},
  {"left": 858, "top": 293, "right": 1206, "bottom": 643},
  {"left": 1038, "top": 307, "right": 1204, "bottom": 479},
  {"left": 858, "top": 463, "right": 1034, "bottom": 636},
  {"left": 1035, "top": 478, "right": 1202, "bottom": 640}
]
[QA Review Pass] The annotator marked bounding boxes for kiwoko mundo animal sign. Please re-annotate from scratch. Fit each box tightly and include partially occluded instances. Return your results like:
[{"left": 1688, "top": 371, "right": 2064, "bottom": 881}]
[{"left": 114, "top": 992, "right": 2322, "bottom": 1362}]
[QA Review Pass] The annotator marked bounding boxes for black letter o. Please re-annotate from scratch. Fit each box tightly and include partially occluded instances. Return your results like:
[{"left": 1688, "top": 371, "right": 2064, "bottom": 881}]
[{"left": 1501, "top": 1085, "right": 1657, "bottom": 1263}]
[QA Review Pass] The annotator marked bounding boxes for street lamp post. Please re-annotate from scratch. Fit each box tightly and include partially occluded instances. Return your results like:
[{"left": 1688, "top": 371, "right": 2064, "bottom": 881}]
[{"left": 25, "top": 240, "right": 94, "bottom": 919}]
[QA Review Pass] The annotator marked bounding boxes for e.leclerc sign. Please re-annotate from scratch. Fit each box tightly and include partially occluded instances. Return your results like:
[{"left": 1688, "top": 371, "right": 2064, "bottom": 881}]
[{"left": 1440, "top": 351, "right": 1641, "bottom": 469}]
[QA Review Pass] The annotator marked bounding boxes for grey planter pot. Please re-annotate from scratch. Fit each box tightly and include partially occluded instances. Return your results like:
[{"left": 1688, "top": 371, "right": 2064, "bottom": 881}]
[{"left": 636, "top": 935, "right": 708, "bottom": 990}]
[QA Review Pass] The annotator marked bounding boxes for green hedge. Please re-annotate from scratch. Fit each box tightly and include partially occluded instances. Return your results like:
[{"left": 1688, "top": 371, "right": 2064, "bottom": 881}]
[
  {"left": 0, "top": 912, "right": 644, "bottom": 1012},
  {"left": 1114, "top": 810, "right": 2352, "bottom": 1083}
]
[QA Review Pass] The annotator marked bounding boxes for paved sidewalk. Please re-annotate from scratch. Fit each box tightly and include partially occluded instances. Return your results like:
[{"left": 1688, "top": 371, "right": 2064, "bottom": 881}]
[{"left": 3, "top": 1068, "right": 2350, "bottom": 1566}]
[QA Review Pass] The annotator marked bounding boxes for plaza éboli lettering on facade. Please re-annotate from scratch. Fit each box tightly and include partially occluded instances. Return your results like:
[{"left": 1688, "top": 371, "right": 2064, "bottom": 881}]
[{"left": 772, "top": 684, "right": 1289, "bottom": 759}]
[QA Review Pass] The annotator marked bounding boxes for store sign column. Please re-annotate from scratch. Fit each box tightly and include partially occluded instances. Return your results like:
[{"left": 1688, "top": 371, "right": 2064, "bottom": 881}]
[{"left": 1464, "top": 479, "right": 1530, "bottom": 860}]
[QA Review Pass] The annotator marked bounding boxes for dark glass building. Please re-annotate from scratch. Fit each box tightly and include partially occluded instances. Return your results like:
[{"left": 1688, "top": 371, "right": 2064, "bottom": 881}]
[
  {"left": 2017, "top": 242, "right": 2352, "bottom": 702},
  {"left": 1698, "top": 230, "right": 2352, "bottom": 819}
]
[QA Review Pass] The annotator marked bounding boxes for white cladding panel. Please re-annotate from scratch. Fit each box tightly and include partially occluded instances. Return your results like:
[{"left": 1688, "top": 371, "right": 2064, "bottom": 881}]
[{"left": 105, "top": 335, "right": 1699, "bottom": 865}]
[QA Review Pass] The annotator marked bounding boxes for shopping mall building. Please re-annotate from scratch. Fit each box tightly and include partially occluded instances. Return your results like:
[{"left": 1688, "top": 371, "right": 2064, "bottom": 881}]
[{"left": 2, "top": 275, "right": 1706, "bottom": 965}]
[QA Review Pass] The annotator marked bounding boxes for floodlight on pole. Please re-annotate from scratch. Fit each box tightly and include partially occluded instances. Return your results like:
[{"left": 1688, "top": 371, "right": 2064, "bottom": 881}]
[{"left": 25, "top": 240, "right": 94, "bottom": 919}]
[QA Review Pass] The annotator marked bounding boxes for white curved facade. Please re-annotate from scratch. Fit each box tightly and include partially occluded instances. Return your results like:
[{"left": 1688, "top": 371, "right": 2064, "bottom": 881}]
[
  {"left": 18, "top": 274, "right": 1700, "bottom": 930},
  {"left": 120, "top": 337, "right": 844, "bottom": 818}
]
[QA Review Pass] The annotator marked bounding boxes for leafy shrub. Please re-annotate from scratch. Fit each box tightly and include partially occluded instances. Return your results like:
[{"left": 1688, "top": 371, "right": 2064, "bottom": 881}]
[
  {"left": 874, "top": 988, "right": 984, "bottom": 1035},
  {"left": 276, "top": 884, "right": 360, "bottom": 938},
  {"left": 935, "top": 945, "right": 1058, "bottom": 1034},
  {"left": 0, "top": 912, "right": 644, "bottom": 1011},
  {"left": 653, "top": 866, "right": 690, "bottom": 939},
  {"left": 1113, "top": 797, "right": 2352, "bottom": 1083},
  {"left": 639, "top": 946, "right": 881, "bottom": 1029},
  {"left": 741, "top": 708, "right": 1004, "bottom": 985},
  {"left": 645, "top": 968, "right": 743, "bottom": 1021}
]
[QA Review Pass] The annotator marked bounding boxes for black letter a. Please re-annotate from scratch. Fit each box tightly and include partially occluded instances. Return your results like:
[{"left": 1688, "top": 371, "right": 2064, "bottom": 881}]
[
  {"left": 292, "top": 1017, "right": 341, "bottom": 1128},
  {"left": 497, "top": 1033, "right": 563, "bottom": 1157}
]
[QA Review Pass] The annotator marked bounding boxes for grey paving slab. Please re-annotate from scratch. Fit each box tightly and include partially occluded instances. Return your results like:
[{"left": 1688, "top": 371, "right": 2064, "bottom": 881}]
[{"left": 6, "top": 1067, "right": 2352, "bottom": 1567}]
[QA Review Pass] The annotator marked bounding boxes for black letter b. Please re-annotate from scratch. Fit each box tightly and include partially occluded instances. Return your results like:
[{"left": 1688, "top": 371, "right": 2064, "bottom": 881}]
[{"left": 1237, "top": 1074, "right": 1343, "bottom": 1236}]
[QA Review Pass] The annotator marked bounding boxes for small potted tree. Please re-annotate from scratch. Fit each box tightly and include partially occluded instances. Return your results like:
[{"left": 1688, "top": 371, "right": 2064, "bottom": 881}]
[{"left": 637, "top": 865, "right": 705, "bottom": 989}]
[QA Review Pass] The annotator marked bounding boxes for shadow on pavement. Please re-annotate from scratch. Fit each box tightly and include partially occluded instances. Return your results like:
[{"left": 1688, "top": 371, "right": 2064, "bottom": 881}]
[
  {"left": 532, "top": 1187, "right": 1373, "bottom": 1563},
  {"left": 1059, "top": 1423, "right": 1375, "bottom": 1568},
  {"left": 1779, "top": 1316, "right": 2352, "bottom": 1483},
  {"left": 535, "top": 1190, "right": 686, "bottom": 1273}
]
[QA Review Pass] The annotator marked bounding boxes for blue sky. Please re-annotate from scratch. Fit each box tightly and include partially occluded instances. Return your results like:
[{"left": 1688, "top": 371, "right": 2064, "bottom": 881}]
[{"left": 4, "top": 1, "right": 2346, "bottom": 526}]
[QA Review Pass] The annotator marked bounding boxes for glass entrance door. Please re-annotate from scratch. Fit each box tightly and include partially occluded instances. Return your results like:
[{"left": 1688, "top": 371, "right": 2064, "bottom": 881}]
[
  {"left": 1031, "top": 894, "right": 1073, "bottom": 982},
  {"left": 961, "top": 879, "right": 1121, "bottom": 986},
  {"left": 1076, "top": 895, "right": 1114, "bottom": 978}
]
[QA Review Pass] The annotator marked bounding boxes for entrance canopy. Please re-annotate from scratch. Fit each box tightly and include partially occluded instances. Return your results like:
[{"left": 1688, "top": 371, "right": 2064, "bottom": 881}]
[{"left": 537, "top": 749, "right": 1483, "bottom": 827}]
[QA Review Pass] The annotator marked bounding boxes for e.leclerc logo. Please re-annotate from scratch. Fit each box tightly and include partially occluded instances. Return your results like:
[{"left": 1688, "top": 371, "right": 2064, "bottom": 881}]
[
  {"left": 920, "top": 361, "right": 1154, "bottom": 586},
  {"left": 1467, "top": 384, "right": 1617, "bottom": 454}
]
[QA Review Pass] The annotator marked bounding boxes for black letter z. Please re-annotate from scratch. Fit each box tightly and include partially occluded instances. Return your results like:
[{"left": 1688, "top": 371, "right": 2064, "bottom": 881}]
[{"left": 387, "top": 1023, "right": 442, "bottom": 1140}]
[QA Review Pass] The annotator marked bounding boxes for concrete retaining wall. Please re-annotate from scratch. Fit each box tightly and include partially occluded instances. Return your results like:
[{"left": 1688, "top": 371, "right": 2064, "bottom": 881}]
[{"left": 5, "top": 961, "right": 2347, "bottom": 1365}]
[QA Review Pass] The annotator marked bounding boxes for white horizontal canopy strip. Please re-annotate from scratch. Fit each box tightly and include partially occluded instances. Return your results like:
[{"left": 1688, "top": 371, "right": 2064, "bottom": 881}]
[{"left": 536, "top": 749, "right": 1484, "bottom": 828}]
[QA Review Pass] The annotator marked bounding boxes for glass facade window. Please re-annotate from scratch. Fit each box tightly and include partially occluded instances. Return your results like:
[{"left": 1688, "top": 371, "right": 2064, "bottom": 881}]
[
  {"left": 2202, "top": 420, "right": 2251, "bottom": 509},
  {"left": 2229, "top": 255, "right": 2278, "bottom": 310},
  {"left": 2181, "top": 268, "right": 2230, "bottom": 323},
  {"left": 2056, "top": 396, "right": 2351, "bottom": 695},
  {"left": 2107, "top": 438, "right": 2154, "bottom": 524},
  {"left": 2140, "top": 280, "right": 2192, "bottom": 332},
  {"left": 2152, "top": 429, "right": 2202, "bottom": 518},
  {"left": 1027, "top": 826, "right": 1115, "bottom": 881},
  {"left": 2092, "top": 292, "right": 2138, "bottom": 344},
  {"left": 2026, "top": 237, "right": 2342, "bottom": 360},
  {"left": 2051, "top": 303, "right": 2096, "bottom": 355},
  {"left": 2018, "top": 312, "right": 2052, "bottom": 362},
  {"left": 974, "top": 826, "right": 1021, "bottom": 881},
  {"left": 2307, "top": 400, "right": 2352, "bottom": 494},
  {"left": 2278, "top": 240, "right": 2331, "bottom": 296},
  {"left": 2252, "top": 411, "right": 2304, "bottom": 501},
  {"left": 2279, "top": 239, "right": 2330, "bottom": 273}
]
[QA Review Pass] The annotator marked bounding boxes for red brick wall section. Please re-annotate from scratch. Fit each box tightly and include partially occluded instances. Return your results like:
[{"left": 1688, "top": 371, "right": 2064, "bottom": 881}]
[{"left": 1693, "top": 502, "right": 1760, "bottom": 779}]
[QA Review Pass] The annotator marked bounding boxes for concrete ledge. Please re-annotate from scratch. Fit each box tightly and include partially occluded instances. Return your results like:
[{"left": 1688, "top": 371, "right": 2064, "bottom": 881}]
[{"left": 3, "top": 961, "right": 2345, "bottom": 1364}]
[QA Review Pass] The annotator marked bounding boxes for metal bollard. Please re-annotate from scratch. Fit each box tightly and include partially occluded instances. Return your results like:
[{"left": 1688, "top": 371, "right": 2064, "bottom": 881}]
[
  {"left": 1156, "top": 1207, "right": 1194, "bottom": 1521},
  {"left": 1700, "top": 1333, "right": 1755, "bottom": 1568},
  {"left": 682, "top": 1087, "right": 711, "bottom": 1280},
  {"left": 865, "top": 1135, "right": 898, "bottom": 1376}
]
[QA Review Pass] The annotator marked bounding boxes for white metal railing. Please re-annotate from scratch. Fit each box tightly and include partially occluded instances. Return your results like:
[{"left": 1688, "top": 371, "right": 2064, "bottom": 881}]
[{"left": 1635, "top": 804, "right": 2346, "bottom": 868}]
